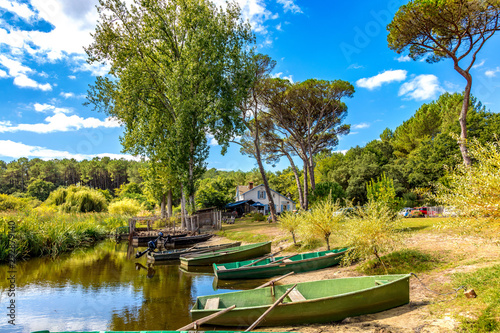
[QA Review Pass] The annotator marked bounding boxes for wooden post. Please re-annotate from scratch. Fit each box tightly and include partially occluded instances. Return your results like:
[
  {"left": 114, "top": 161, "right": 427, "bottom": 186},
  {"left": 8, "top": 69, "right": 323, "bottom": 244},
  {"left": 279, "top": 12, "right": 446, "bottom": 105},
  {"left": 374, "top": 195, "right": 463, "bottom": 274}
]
[
  {"left": 244, "top": 284, "right": 297, "bottom": 331},
  {"left": 256, "top": 272, "right": 295, "bottom": 289},
  {"left": 176, "top": 304, "right": 236, "bottom": 331}
]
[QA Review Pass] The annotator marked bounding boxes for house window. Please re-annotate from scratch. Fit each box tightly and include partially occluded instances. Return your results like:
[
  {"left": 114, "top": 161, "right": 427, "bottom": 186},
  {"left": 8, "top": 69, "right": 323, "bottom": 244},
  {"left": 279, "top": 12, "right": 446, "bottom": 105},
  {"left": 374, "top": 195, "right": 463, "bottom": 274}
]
[{"left": 258, "top": 191, "right": 266, "bottom": 199}]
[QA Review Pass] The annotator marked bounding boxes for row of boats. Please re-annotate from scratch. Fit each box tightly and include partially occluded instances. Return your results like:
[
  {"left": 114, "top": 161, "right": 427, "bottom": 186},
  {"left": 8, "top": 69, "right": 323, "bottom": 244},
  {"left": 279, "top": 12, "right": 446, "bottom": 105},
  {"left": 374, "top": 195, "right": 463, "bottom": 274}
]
[{"left": 146, "top": 240, "right": 411, "bottom": 328}]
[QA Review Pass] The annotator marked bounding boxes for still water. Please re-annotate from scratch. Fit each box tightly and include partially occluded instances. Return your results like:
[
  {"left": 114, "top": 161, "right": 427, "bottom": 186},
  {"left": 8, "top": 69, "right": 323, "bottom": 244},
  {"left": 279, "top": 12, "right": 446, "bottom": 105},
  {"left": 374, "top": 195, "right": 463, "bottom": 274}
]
[{"left": 0, "top": 240, "right": 263, "bottom": 333}]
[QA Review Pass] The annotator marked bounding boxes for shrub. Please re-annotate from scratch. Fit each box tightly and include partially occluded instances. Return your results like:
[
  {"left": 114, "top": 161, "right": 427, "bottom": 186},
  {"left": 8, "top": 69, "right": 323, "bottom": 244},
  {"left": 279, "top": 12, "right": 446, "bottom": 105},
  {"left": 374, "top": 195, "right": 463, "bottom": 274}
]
[
  {"left": 308, "top": 181, "right": 345, "bottom": 205},
  {"left": 278, "top": 211, "right": 302, "bottom": 245},
  {"left": 0, "top": 194, "right": 31, "bottom": 212},
  {"left": 252, "top": 212, "right": 265, "bottom": 221},
  {"left": 27, "top": 179, "right": 55, "bottom": 201},
  {"left": 61, "top": 188, "right": 108, "bottom": 213},
  {"left": 108, "top": 198, "right": 142, "bottom": 216}
]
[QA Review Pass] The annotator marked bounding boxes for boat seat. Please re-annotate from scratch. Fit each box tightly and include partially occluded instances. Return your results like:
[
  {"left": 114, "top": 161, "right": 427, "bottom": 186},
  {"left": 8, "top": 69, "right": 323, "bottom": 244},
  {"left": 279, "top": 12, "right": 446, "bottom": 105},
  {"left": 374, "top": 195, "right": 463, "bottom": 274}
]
[
  {"left": 288, "top": 289, "right": 306, "bottom": 302},
  {"left": 283, "top": 259, "right": 293, "bottom": 263},
  {"left": 218, "top": 265, "right": 227, "bottom": 270},
  {"left": 375, "top": 280, "right": 389, "bottom": 285},
  {"left": 326, "top": 251, "right": 336, "bottom": 256},
  {"left": 204, "top": 297, "right": 220, "bottom": 310}
]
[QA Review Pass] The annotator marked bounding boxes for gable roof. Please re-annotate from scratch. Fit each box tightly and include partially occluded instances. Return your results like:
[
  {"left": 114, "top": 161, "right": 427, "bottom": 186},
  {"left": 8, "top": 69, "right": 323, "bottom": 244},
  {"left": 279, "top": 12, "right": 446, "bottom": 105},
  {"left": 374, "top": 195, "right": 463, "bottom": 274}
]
[
  {"left": 237, "top": 185, "right": 250, "bottom": 194},
  {"left": 240, "top": 184, "right": 296, "bottom": 204}
]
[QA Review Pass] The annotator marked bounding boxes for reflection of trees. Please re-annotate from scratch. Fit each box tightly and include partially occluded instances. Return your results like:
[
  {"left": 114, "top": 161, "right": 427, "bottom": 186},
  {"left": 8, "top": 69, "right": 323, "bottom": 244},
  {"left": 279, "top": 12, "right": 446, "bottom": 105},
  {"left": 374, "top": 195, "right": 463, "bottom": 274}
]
[{"left": 109, "top": 265, "right": 194, "bottom": 330}]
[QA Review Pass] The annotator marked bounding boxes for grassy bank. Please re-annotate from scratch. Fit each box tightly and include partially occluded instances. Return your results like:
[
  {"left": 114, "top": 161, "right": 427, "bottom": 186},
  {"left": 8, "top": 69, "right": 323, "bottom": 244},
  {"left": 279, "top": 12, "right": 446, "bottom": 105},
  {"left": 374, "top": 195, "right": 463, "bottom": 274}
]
[{"left": 0, "top": 210, "right": 127, "bottom": 262}]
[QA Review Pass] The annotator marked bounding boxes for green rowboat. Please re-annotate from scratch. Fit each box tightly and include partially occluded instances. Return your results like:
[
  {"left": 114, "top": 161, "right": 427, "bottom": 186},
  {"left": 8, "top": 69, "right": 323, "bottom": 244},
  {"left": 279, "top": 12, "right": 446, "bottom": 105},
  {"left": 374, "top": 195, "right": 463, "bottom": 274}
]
[
  {"left": 180, "top": 241, "right": 272, "bottom": 267},
  {"left": 214, "top": 247, "right": 348, "bottom": 280},
  {"left": 191, "top": 274, "right": 411, "bottom": 327},
  {"left": 31, "top": 331, "right": 260, "bottom": 333},
  {"left": 147, "top": 241, "right": 242, "bottom": 262}
]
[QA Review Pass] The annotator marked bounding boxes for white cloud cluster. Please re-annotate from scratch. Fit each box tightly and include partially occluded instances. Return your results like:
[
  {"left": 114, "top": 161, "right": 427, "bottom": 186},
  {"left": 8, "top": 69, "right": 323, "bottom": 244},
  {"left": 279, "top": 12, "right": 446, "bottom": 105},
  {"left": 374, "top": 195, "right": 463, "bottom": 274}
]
[
  {"left": 0, "top": 0, "right": 35, "bottom": 20},
  {"left": 0, "top": 55, "right": 51, "bottom": 90},
  {"left": 395, "top": 55, "right": 411, "bottom": 62},
  {"left": 352, "top": 123, "right": 370, "bottom": 129},
  {"left": 398, "top": 74, "right": 444, "bottom": 101},
  {"left": 277, "top": 0, "right": 302, "bottom": 13},
  {"left": 485, "top": 67, "right": 500, "bottom": 77},
  {"left": 356, "top": 70, "right": 407, "bottom": 90},
  {"left": 0, "top": 139, "right": 140, "bottom": 161}
]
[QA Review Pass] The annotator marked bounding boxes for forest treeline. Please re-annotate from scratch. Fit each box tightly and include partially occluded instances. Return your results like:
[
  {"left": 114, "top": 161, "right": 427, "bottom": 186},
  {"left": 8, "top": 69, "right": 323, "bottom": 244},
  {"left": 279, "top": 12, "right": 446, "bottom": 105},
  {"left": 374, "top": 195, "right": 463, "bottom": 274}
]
[{"left": 1, "top": 92, "right": 498, "bottom": 209}]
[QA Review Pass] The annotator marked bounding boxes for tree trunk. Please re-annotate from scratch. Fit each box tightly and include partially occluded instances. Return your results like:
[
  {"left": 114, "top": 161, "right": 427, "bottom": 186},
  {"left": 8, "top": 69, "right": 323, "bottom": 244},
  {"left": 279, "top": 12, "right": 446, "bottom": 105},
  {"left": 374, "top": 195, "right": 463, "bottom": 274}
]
[
  {"left": 284, "top": 151, "right": 304, "bottom": 210},
  {"left": 303, "top": 160, "right": 309, "bottom": 210},
  {"left": 459, "top": 77, "right": 472, "bottom": 166},
  {"left": 181, "top": 185, "right": 186, "bottom": 230},
  {"left": 160, "top": 193, "right": 166, "bottom": 219},
  {"left": 325, "top": 234, "right": 330, "bottom": 251},
  {"left": 167, "top": 189, "right": 173, "bottom": 218},
  {"left": 308, "top": 155, "right": 316, "bottom": 191},
  {"left": 291, "top": 231, "right": 296, "bottom": 245}
]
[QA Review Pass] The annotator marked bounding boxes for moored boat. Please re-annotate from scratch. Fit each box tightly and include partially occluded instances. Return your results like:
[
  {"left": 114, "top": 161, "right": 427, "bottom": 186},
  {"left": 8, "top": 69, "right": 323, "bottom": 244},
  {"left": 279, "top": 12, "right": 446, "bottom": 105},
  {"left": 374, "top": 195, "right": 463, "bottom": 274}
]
[
  {"left": 147, "top": 241, "right": 242, "bottom": 262},
  {"left": 191, "top": 274, "right": 411, "bottom": 327},
  {"left": 180, "top": 241, "right": 272, "bottom": 267},
  {"left": 214, "top": 247, "right": 349, "bottom": 280}
]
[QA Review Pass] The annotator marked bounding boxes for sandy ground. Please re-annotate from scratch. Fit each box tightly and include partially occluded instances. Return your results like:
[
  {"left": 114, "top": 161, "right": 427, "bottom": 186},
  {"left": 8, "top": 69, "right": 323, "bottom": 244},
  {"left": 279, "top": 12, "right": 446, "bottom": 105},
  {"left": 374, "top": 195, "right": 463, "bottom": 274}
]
[{"left": 206, "top": 228, "right": 500, "bottom": 333}]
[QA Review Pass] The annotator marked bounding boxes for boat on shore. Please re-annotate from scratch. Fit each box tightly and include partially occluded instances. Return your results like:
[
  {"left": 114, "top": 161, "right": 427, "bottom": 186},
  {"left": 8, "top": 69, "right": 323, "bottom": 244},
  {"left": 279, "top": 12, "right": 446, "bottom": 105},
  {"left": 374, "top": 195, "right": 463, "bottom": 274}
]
[
  {"left": 213, "top": 247, "right": 348, "bottom": 280},
  {"left": 191, "top": 274, "right": 411, "bottom": 327},
  {"left": 147, "top": 241, "right": 242, "bottom": 262},
  {"left": 180, "top": 241, "right": 272, "bottom": 267}
]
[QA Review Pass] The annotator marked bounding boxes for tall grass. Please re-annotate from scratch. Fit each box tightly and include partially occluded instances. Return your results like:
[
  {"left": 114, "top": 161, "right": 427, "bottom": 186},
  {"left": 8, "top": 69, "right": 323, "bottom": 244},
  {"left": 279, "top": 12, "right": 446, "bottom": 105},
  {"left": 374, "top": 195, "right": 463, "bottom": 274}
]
[{"left": 0, "top": 211, "right": 127, "bottom": 262}]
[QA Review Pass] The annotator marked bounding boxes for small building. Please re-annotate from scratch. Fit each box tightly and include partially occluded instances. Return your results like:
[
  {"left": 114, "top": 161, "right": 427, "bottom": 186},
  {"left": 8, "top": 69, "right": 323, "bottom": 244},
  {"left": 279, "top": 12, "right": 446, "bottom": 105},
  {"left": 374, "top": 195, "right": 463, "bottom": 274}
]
[{"left": 235, "top": 182, "right": 295, "bottom": 214}]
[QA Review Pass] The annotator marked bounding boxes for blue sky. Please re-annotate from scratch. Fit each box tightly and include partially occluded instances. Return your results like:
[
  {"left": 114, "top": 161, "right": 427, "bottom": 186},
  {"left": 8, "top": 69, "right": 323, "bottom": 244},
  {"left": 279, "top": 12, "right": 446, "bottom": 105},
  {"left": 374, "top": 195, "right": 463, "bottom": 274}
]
[{"left": 1, "top": 0, "right": 499, "bottom": 172}]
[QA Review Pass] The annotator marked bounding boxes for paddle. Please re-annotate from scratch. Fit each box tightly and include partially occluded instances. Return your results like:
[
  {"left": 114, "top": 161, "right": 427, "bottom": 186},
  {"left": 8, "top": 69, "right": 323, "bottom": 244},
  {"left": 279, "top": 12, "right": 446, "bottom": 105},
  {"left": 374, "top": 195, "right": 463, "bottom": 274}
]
[
  {"left": 240, "top": 250, "right": 282, "bottom": 268},
  {"left": 176, "top": 304, "right": 236, "bottom": 331},
  {"left": 244, "top": 284, "right": 297, "bottom": 332},
  {"left": 267, "top": 253, "right": 297, "bottom": 265},
  {"left": 255, "top": 271, "right": 295, "bottom": 289}
]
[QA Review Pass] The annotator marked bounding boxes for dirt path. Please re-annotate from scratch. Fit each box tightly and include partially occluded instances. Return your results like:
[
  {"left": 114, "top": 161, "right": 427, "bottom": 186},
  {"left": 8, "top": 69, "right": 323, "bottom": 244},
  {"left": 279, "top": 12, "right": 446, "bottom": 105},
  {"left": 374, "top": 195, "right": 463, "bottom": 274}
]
[{"left": 210, "top": 229, "right": 500, "bottom": 333}]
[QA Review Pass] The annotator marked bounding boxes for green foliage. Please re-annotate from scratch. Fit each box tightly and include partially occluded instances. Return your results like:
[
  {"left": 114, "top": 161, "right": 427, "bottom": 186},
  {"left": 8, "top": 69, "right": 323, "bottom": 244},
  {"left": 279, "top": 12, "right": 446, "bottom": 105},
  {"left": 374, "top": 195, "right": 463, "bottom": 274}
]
[
  {"left": 360, "top": 249, "right": 439, "bottom": 275},
  {"left": 61, "top": 188, "right": 108, "bottom": 213},
  {"left": 342, "top": 201, "right": 404, "bottom": 271},
  {"left": 0, "top": 212, "right": 127, "bottom": 261},
  {"left": 434, "top": 138, "right": 500, "bottom": 220},
  {"left": 278, "top": 211, "right": 302, "bottom": 245},
  {"left": 0, "top": 194, "right": 31, "bottom": 212},
  {"left": 45, "top": 186, "right": 70, "bottom": 206},
  {"left": 366, "top": 172, "right": 401, "bottom": 212},
  {"left": 108, "top": 198, "right": 142, "bottom": 216},
  {"left": 115, "top": 182, "right": 142, "bottom": 197},
  {"left": 454, "top": 265, "right": 500, "bottom": 332},
  {"left": 308, "top": 181, "right": 345, "bottom": 205},
  {"left": 300, "top": 198, "right": 346, "bottom": 250},
  {"left": 252, "top": 212, "right": 265, "bottom": 221},
  {"left": 27, "top": 179, "right": 55, "bottom": 201},
  {"left": 196, "top": 176, "right": 235, "bottom": 209}
]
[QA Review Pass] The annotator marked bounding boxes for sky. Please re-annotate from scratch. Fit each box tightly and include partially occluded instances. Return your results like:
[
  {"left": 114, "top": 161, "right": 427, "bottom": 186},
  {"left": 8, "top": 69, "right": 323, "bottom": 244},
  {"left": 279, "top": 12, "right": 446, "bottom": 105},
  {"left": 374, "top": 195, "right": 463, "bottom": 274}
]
[{"left": 1, "top": 0, "right": 499, "bottom": 172}]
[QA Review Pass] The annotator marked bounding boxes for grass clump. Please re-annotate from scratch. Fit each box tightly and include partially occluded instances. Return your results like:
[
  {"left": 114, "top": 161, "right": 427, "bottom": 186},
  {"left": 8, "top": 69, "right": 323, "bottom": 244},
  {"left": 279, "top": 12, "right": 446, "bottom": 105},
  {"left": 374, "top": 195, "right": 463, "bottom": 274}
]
[
  {"left": 46, "top": 186, "right": 108, "bottom": 213},
  {"left": 0, "top": 194, "right": 32, "bottom": 212},
  {"left": 359, "top": 249, "right": 440, "bottom": 275},
  {"left": 108, "top": 198, "right": 142, "bottom": 216},
  {"left": 453, "top": 264, "right": 500, "bottom": 332}
]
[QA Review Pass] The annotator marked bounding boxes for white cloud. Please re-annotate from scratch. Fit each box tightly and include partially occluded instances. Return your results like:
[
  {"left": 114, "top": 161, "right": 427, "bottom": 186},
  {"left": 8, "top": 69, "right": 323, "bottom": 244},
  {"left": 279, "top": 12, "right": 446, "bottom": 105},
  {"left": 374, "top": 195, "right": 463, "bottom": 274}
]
[
  {"left": 352, "top": 123, "right": 370, "bottom": 129},
  {"left": 356, "top": 70, "right": 407, "bottom": 90},
  {"left": 395, "top": 55, "right": 411, "bottom": 62},
  {"left": 277, "top": 0, "right": 302, "bottom": 13},
  {"left": 68, "top": 75, "right": 76, "bottom": 79},
  {"left": 207, "top": 134, "right": 219, "bottom": 146},
  {"left": 60, "top": 92, "right": 74, "bottom": 98},
  {"left": 485, "top": 67, "right": 500, "bottom": 77},
  {"left": 77, "top": 61, "right": 111, "bottom": 76},
  {"left": 0, "top": 68, "right": 7, "bottom": 78},
  {"left": 347, "top": 63, "right": 364, "bottom": 70},
  {"left": 271, "top": 72, "right": 293, "bottom": 83},
  {"left": 398, "top": 74, "right": 444, "bottom": 101},
  {"left": 34, "top": 103, "right": 54, "bottom": 112},
  {"left": 0, "top": 55, "right": 52, "bottom": 90},
  {"left": 0, "top": 0, "right": 36, "bottom": 20},
  {"left": 0, "top": 113, "right": 121, "bottom": 134},
  {"left": 472, "top": 60, "right": 485, "bottom": 69},
  {"left": 276, "top": 23, "right": 282, "bottom": 31},
  {"left": 0, "top": 140, "right": 140, "bottom": 161},
  {"left": 212, "top": 0, "right": 275, "bottom": 33},
  {"left": 13, "top": 74, "right": 52, "bottom": 90}
]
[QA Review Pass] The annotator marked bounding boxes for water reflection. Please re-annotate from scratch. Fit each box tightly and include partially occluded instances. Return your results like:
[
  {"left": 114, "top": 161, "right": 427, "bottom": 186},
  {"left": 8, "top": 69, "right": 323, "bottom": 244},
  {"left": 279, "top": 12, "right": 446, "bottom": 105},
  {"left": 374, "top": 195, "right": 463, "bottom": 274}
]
[{"left": 0, "top": 240, "right": 236, "bottom": 333}]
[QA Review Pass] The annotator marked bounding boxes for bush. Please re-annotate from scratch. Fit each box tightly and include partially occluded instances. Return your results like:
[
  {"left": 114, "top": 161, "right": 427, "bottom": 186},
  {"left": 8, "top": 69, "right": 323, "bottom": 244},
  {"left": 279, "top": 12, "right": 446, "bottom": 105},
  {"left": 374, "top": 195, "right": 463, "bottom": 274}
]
[
  {"left": 61, "top": 188, "right": 108, "bottom": 213},
  {"left": 27, "top": 179, "right": 55, "bottom": 201},
  {"left": 252, "top": 212, "right": 265, "bottom": 221},
  {"left": 0, "top": 194, "right": 31, "bottom": 212},
  {"left": 108, "top": 198, "right": 142, "bottom": 216}
]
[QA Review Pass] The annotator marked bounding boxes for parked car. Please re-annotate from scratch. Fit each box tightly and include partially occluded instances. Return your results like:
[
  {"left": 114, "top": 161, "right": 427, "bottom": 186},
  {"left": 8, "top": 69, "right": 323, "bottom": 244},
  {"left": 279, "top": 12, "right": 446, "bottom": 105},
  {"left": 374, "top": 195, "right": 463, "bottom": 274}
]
[
  {"left": 443, "top": 206, "right": 458, "bottom": 217},
  {"left": 410, "top": 206, "right": 428, "bottom": 217},
  {"left": 398, "top": 207, "right": 412, "bottom": 218}
]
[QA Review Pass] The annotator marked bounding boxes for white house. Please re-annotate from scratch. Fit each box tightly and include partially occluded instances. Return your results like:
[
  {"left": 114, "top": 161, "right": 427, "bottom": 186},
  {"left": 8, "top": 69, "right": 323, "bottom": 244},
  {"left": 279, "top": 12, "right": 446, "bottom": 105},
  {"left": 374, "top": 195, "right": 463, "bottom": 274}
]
[{"left": 235, "top": 182, "right": 295, "bottom": 214}]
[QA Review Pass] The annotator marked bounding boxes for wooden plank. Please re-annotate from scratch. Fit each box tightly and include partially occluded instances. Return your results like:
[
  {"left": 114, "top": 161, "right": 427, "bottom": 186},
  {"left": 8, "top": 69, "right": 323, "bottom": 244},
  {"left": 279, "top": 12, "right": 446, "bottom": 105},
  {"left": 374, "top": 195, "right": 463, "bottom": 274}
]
[
  {"left": 288, "top": 289, "right": 306, "bottom": 302},
  {"left": 256, "top": 271, "right": 295, "bottom": 289},
  {"left": 218, "top": 265, "right": 227, "bottom": 271},
  {"left": 375, "top": 280, "right": 389, "bottom": 285},
  {"left": 204, "top": 297, "right": 219, "bottom": 310},
  {"left": 177, "top": 304, "right": 236, "bottom": 331},
  {"left": 244, "top": 284, "right": 297, "bottom": 332}
]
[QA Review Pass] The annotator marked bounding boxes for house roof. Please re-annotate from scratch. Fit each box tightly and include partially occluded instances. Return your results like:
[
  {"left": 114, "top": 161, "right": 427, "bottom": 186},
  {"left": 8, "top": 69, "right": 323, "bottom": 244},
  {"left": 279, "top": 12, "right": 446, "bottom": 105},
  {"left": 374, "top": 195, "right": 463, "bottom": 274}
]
[
  {"left": 240, "top": 184, "right": 296, "bottom": 204},
  {"left": 237, "top": 185, "right": 250, "bottom": 194},
  {"left": 226, "top": 199, "right": 255, "bottom": 208}
]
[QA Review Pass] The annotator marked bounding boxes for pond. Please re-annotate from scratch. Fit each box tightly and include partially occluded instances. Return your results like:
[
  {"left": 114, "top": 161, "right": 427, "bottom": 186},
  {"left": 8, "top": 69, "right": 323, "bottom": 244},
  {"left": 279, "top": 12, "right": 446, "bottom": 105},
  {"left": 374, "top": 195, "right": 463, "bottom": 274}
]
[{"left": 0, "top": 240, "right": 263, "bottom": 333}]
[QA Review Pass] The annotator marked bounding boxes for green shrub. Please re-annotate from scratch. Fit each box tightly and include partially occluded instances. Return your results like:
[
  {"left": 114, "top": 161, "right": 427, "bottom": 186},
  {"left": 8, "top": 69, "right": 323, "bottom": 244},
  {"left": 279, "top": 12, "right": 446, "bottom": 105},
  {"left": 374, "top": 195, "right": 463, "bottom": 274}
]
[
  {"left": 61, "top": 189, "right": 108, "bottom": 213},
  {"left": 108, "top": 198, "right": 142, "bottom": 216},
  {"left": 360, "top": 249, "right": 439, "bottom": 275},
  {"left": 0, "top": 194, "right": 31, "bottom": 212},
  {"left": 252, "top": 213, "right": 265, "bottom": 221}
]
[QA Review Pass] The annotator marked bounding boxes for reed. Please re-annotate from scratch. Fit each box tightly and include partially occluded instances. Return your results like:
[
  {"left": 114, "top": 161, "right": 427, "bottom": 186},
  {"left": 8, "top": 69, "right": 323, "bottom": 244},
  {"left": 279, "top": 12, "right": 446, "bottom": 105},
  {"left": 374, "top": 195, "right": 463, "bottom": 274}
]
[{"left": 0, "top": 211, "right": 127, "bottom": 262}]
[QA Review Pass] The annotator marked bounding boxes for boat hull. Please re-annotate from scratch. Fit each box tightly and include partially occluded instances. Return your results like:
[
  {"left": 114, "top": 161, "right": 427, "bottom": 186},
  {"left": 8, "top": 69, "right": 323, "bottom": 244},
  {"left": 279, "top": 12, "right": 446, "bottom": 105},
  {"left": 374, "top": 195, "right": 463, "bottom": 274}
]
[
  {"left": 180, "top": 242, "right": 272, "bottom": 267},
  {"left": 214, "top": 248, "right": 348, "bottom": 280},
  {"left": 191, "top": 274, "right": 410, "bottom": 326},
  {"left": 147, "top": 242, "right": 241, "bottom": 261}
]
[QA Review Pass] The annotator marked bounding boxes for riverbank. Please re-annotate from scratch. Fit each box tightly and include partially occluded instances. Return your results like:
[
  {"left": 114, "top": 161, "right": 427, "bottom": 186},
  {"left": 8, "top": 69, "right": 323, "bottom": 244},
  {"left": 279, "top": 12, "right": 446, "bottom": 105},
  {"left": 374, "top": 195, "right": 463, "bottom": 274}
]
[{"left": 215, "top": 217, "right": 500, "bottom": 332}]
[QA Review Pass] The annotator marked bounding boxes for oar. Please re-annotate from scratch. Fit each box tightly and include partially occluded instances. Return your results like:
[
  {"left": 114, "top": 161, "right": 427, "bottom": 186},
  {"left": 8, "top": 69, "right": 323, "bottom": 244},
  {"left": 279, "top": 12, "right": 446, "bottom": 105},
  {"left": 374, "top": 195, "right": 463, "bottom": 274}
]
[
  {"left": 244, "top": 284, "right": 297, "bottom": 332},
  {"left": 176, "top": 304, "right": 236, "bottom": 331},
  {"left": 255, "top": 271, "right": 295, "bottom": 289},
  {"left": 267, "top": 253, "right": 297, "bottom": 265},
  {"left": 240, "top": 250, "right": 283, "bottom": 268}
]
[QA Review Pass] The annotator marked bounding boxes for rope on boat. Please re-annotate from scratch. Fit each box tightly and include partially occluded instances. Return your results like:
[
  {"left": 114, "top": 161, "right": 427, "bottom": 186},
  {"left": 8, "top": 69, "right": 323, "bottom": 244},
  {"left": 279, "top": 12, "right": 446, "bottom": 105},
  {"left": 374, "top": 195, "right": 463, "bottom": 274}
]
[{"left": 410, "top": 272, "right": 466, "bottom": 301}]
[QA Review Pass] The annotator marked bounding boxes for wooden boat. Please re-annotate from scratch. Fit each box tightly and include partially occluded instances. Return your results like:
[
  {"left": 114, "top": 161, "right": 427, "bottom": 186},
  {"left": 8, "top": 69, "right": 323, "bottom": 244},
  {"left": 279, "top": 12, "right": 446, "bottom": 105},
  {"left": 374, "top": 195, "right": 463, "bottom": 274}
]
[
  {"left": 131, "top": 233, "right": 187, "bottom": 246},
  {"left": 31, "top": 331, "right": 258, "bottom": 333},
  {"left": 147, "top": 241, "right": 242, "bottom": 262},
  {"left": 180, "top": 241, "right": 272, "bottom": 267},
  {"left": 214, "top": 247, "right": 348, "bottom": 280},
  {"left": 191, "top": 274, "right": 411, "bottom": 326},
  {"left": 165, "top": 233, "right": 214, "bottom": 248}
]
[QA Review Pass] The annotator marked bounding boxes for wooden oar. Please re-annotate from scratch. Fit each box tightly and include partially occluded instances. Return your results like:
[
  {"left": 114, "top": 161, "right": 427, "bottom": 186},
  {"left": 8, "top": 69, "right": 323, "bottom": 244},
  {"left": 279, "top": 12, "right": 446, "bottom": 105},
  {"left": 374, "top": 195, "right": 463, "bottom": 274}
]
[
  {"left": 176, "top": 304, "right": 236, "bottom": 331},
  {"left": 244, "top": 284, "right": 297, "bottom": 332},
  {"left": 255, "top": 271, "right": 295, "bottom": 289},
  {"left": 268, "top": 253, "right": 297, "bottom": 265},
  {"left": 240, "top": 250, "right": 282, "bottom": 268}
]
